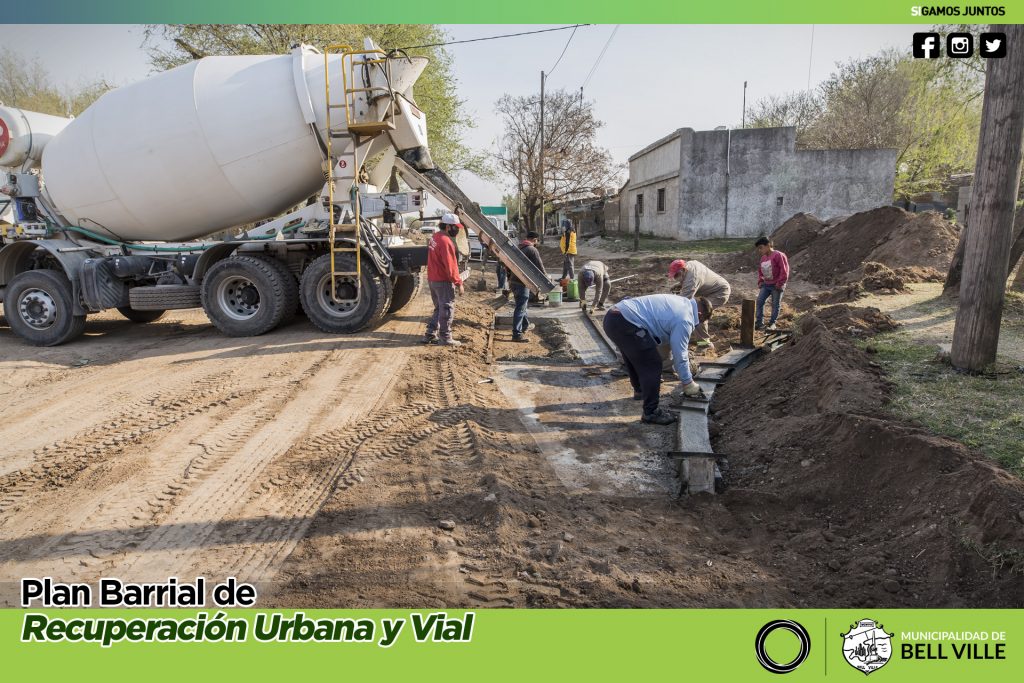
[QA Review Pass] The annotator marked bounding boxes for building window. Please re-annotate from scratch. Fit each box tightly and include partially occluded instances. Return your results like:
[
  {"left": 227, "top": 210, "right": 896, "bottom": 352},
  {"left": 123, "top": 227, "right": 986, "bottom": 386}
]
[
  {"left": 637, "top": 193, "right": 644, "bottom": 215},
  {"left": 657, "top": 188, "right": 666, "bottom": 213}
]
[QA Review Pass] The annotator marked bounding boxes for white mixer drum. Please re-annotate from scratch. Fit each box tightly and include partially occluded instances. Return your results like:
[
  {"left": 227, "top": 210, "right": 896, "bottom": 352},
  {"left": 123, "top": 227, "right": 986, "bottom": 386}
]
[{"left": 41, "top": 55, "right": 328, "bottom": 242}]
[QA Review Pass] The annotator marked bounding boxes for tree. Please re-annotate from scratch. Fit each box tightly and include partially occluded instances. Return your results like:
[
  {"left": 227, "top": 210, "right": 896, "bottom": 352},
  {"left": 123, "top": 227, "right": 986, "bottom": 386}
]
[
  {"left": 501, "top": 192, "right": 523, "bottom": 228},
  {"left": 950, "top": 24, "right": 1024, "bottom": 372},
  {"left": 0, "top": 48, "right": 110, "bottom": 117},
  {"left": 745, "top": 90, "right": 821, "bottom": 140},
  {"left": 495, "top": 89, "right": 622, "bottom": 231},
  {"left": 747, "top": 49, "right": 982, "bottom": 203},
  {"left": 143, "top": 24, "right": 493, "bottom": 180}
]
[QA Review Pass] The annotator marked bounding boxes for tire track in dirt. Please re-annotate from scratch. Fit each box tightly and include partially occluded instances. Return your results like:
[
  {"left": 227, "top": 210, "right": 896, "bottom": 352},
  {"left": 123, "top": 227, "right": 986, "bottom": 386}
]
[
  {"left": 189, "top": 344, "right": 442, "bottom": 585},
  {"left": 0, "top": 369, "right": 249, "bottom": 520},
  {"left": 0, "top": 331, "right": 235, "bottom": 473},
  {"left": 117, "top": 296, "right": 430, "bottom": 582},
  {"left": 4, "top": 353, "right": 322, "bottom": 579}
]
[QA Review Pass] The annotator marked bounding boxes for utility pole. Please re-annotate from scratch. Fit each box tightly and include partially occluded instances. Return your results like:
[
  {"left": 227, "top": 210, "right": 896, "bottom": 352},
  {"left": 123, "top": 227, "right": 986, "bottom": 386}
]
[
  {"left": 742, "top": 81, "right": 747, "bottom": 129},
  {"left": 539, "top": 70, "right": 546, "bottom": 243},
  {"left": 951, "top": 24, "right": 1024, "bottom": 372}
]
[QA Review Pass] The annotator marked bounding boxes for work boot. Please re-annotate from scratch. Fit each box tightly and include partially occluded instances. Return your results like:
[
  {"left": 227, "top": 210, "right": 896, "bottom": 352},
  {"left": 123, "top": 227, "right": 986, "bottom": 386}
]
[
  {"left": 754, "top": 322, "right": 764, "bottom": 331},
  {"left": 641, "top": 408, "right": 678, "bottom": 425},
  {"left": 633, "top": 390, "right": 643, "bottom": 401},
  {"left": 440, "top": 339, "right": 462, "bottom": 347},
  {"left": 766, "top": 322, "right": 778, "bottom": 332},
  {"left": 511, "top": 335, "right": 528, "bottom": 343},
  {"left": 421, "top": 335, "right": 438, "bottom": 344}
]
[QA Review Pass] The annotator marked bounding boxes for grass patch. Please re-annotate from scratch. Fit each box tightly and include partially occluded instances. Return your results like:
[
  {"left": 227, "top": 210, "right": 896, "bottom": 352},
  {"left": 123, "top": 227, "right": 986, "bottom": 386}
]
[
  {"left": 859, "top": 333, "right": 1024, "bottom": 476},
  {"left": 599, "top": 234, "right": 750, "bottom": 255},
  {"left": 1004, "top": 291, "right": 1024, "bottom": 329}
]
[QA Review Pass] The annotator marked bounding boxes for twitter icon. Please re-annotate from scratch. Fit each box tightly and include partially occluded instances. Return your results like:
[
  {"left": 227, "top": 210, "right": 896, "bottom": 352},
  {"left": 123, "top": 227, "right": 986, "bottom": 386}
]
[{"left": 980, "top": 32, "right": 1007, "bottom": 58}]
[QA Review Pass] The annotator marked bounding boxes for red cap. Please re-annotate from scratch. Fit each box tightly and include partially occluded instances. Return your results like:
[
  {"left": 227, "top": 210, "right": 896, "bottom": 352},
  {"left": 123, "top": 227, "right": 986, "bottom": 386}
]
[{"left": 668, "top": 259, "right": 687, "bottom": 279}]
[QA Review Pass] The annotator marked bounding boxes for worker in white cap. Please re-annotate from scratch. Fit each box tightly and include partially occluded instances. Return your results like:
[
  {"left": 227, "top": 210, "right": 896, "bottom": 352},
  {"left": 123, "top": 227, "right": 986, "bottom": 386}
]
[{"left": 423, "top": 213, "right": 465, "bottom": 346}]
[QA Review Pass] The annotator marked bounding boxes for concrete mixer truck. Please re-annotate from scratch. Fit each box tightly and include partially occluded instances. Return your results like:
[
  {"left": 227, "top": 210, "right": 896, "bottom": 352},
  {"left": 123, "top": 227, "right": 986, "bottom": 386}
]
[{"left": 0, "top": 40, "right": 551, "bottom": 346}]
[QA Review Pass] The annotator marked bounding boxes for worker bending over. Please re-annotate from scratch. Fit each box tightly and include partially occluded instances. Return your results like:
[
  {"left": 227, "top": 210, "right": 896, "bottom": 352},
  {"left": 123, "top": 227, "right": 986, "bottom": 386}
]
[
  {"left": 667, "top": 259, "right": 731, "bottom": 354},
  {"left": 578, "top": 260, "right": 611, "bottom": 310},
  {"left": 603, "top": 293, "right": 714, "bottom": 425}
]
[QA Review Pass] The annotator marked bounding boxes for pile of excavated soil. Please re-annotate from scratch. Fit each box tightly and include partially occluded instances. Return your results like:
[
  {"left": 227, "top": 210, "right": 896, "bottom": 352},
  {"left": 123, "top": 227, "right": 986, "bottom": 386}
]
[
  {"left": 811, "top": 304, "right": 899, "bottom": 336},
  {"left": 791, "top": 207, "right": 959, "bottom": 285},
  {"left": 770, "top": 212, "right": 827, "bottom": 255},
  {"left": 710, "top": 314, "right": 1024, "bottom": 606},
  {"left": 816, "top": 263, "right": 948, "bottom": 303}
]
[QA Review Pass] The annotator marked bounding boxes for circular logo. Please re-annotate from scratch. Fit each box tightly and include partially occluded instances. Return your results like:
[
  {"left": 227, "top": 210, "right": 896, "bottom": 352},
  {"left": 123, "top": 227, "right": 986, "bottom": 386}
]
[
  {"left": 755, "top": 620, "right": 811, "bottom": 674},
  {"left": 338, "top": 159, "right": 347, "bottom": 169}
]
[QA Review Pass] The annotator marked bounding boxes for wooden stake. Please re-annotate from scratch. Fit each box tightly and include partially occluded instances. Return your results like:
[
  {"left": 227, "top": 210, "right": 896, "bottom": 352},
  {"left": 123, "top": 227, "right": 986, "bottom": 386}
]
[{"left": 740, "top": 298, "right": 755, "bottom": 347}]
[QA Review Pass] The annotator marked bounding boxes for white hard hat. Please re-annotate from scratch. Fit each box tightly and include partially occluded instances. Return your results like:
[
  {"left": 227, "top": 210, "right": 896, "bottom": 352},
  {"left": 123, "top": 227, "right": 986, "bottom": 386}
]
[{"left": 440, "top": 213, "right": 459, "bottom": 225}]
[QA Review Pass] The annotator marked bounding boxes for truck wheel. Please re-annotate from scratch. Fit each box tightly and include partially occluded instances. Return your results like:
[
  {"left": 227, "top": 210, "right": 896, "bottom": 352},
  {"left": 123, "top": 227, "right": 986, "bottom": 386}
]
[
  {"left": 5, "top": 269, "right": 87, "bottom": 346},
  {"left": 250, "top": 255, "right": 299, "bottom": 324},
  {"left": 300, "top": 253, "right": 392, "bottom": 333},
  {"left": 388, "top": 269, "right": 423, "bottom": 314},
  {"left": 117, "top": 307, "right": 166, "bottom": 323},
  {"left": 201, "top": 255, "right": 293, "bottom": 336}
]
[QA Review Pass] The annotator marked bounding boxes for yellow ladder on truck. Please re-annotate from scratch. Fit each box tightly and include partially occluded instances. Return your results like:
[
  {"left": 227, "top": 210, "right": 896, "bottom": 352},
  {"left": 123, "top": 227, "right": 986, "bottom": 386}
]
[{"left": 322, "top": 45, "right": 398, "bottom": 302}]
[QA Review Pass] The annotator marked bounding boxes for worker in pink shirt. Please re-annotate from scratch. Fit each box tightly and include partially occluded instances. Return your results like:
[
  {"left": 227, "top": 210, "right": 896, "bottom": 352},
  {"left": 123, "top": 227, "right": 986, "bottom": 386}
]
[{"left": 754, "top": 236, "right": 789, "bottom": 331}]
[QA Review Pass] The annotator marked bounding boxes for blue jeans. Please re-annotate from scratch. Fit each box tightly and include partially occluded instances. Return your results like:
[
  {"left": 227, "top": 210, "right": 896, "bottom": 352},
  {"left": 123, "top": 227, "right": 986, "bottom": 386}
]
[
  {"left": 512, "top": 284, "right": 530, "bottom": 338},
  {"left": 496, "top": 262, "right": 507, "bottom": 290},
  {"left": 755, "top": 284, "right": 783, "bottom": 326}
]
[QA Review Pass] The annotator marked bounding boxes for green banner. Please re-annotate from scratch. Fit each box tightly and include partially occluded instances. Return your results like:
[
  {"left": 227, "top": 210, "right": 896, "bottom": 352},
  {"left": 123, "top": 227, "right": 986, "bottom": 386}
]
[
  {"left": 2, "top": 1, "right": 1022, "bottom": 24},
  {"left": 4, "top": 609, "right": 1021, "bottom": 681}
]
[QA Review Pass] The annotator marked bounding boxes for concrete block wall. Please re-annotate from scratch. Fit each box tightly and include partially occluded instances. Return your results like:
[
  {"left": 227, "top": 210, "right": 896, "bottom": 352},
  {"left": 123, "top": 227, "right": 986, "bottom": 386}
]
[{"left": 622, "top": 125, "right": 897, "bottom": 241}]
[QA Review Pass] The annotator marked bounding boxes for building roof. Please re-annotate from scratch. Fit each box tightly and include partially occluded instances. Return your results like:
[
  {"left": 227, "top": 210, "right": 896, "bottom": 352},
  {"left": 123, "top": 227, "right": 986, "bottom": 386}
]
[{"left": 628, "top": 128, "right": 685, "bottom": 162}]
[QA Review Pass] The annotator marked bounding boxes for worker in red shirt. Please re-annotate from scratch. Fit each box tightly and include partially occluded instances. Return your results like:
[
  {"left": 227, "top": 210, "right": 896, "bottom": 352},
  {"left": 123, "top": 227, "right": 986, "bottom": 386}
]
[{"left": 423, "top": 213, "right": 465, "bottom": 346}]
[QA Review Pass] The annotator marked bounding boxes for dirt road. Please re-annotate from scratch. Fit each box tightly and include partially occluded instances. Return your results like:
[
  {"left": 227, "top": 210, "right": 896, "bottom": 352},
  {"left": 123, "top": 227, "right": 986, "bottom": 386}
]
[
  {"left": 0, "top": 295, "right": 437, "bottom": 602},
  {"left": 1, "top": 269, "right": 1020, "bottom": 608}
]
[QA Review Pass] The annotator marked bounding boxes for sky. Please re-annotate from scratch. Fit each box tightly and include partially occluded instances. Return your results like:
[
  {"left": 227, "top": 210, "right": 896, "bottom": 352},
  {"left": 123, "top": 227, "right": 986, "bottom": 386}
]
[{"left": 0, "top": 24, "right": 922, "bottom": 205}]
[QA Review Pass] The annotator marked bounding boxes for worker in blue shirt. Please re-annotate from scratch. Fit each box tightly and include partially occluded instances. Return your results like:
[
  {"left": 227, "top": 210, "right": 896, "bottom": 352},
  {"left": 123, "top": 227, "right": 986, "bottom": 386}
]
[{"left": 602, "top": 294, "right": 713, "bottom": 425}]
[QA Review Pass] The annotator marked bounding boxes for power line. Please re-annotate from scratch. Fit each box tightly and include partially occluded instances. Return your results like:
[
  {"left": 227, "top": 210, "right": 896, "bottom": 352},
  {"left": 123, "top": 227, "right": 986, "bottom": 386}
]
[
  {"left": 395, "top": 24, "right": 589, "bottom": 51},
  {"left": 582, "top": 25, "right": 620, "bottom": 91},
  {"left": 546, "top": 25, "right": 579, "bottom": 77}
]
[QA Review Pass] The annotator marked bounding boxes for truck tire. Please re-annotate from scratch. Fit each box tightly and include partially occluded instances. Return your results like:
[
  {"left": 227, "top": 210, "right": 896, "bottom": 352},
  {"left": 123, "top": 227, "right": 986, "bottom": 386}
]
[
  {"left": 250, "top": 254, "right": 299, "bottom": 325},
  {"left": 129, "top": 285, "right": 201, "bottom": 311},
  {"left": 388, "top": 269, "right": 423, "bottom": 314},
  {"left": 300, "top": 253, "right": 392, "bottom": 333},
  {"left": 5, "top": 269, "right": 87, "bottom": 346},
  {"left": 117, "top": 307, "right": 166, "bottom": 323},
  {"left": 201, "top": 255, "right": 293, "bottom": 337}
]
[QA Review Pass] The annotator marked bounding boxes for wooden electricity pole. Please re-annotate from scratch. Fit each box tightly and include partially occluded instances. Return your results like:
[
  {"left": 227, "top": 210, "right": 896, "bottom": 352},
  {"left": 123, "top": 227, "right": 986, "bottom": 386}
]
[
  {"left": 539, "top": 70, "right": 546, "bottom": 244},
  {"left": 951, "top": 24, "right": 1024, "bottom": 371}
]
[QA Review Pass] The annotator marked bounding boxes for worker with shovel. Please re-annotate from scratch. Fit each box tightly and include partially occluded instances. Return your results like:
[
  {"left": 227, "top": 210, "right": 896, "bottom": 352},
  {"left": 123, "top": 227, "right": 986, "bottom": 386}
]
[
  {"left": 667, "top": 259, "right": 731, "bottom": 355},
  {"left": 603, "top": 294, "right": 714, "bottom": 425}
]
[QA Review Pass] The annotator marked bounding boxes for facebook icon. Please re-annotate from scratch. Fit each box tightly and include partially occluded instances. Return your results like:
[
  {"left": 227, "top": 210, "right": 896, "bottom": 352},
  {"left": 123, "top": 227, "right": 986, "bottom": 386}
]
[{"left": 913, "top": 32, "right": 941, "bottom": 58}]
